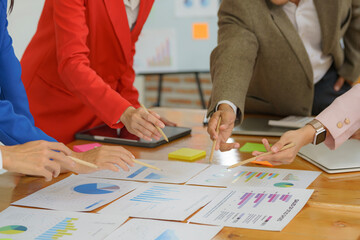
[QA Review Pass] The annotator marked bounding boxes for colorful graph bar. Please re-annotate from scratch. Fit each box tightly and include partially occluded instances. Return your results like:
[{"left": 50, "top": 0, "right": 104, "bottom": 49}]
[
  {"left": 148, "top": 39, "right": 171, "bottom": 67},
  {"left": 268, "top": 173, "right": 279, "bottom": 180},
  {"left": 130, "top": 186, "right": 180, "bottom": 203},
  {"left": 245, "top": 172, "right": 257, "bottom": 182},
  {"left": 253, "top": 193, "right": 267, "bottom": 208},
  {"left": 35, "top": 217, "right": 78, "bottom": 240},
  {"left": 238, "top": 192, "right": 255, "bottom": 208},
  {"left": 127, "top": 166, "right": 148, "bottom": 178},
  {"left": 155, "top": 229, "right": 179, "bottom": 240},
  {"left": 281, "top": 194, "right": 292, "bottom": 202},
  {"left": 232, "top": 171, "right": 279, "bottom": 183}
]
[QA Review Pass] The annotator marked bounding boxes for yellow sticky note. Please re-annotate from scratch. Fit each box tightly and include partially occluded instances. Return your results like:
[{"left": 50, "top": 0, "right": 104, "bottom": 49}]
[
  {"left": 168, "top": 148, "right": 206, "bottom": 161},
  {"left": 192, "top": 23, "right": 209, "bottom": 40}
]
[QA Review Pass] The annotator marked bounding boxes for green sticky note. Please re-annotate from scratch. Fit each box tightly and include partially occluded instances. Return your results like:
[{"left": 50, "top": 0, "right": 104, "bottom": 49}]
[
  {"left": 240, "top": 142, "right": 271, "bottom": 153},
  {"left": 168, "top": 148, "right": 206, "bottom": 161}
]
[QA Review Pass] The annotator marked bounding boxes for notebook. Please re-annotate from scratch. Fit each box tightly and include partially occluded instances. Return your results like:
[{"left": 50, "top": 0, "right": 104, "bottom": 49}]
[{"left": 298, "top": 139, "right": 360, "bottom": 173}]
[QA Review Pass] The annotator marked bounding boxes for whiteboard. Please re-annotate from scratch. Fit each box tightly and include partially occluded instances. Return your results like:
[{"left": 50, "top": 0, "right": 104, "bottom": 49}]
[{"left": 134, "top": 0, "right": 219, "bottom": 74}]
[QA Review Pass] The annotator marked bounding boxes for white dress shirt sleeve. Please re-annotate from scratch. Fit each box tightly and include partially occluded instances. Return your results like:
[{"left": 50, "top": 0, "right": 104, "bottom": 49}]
[{"left": 216, "top": 100, "right": 238, "bottom": 114}]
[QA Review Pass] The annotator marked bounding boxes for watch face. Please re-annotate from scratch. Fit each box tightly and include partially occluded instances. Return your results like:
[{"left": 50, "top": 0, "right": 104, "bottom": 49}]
[{"left": 315, "top": 131, "right": 327, "bottom": 145}]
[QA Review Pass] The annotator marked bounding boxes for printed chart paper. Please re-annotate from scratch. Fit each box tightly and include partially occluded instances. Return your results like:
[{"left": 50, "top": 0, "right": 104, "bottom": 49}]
[
  {"left": 99, "top": 183, "right": 222, "bottom": 221},
  {"left": 134, "top": 29, "right": 178, "bottom": 73},
  {"left": 190, "top": 186, "right": 314, "bottom": 231},
  {"left": 104, "top": 218, "right": 222, "bottom": 240},
  {"left": 186, "top": 165, "right": 320, "bottom": 188},
  {"left": 12, "top": 175, "right": 142, "bottom": 211},
  {"left": 0, "top": 206, "right": 127, "bottom": 240},
  {"left": 84, "top": 160, "right": 209, "bottom": 184}
]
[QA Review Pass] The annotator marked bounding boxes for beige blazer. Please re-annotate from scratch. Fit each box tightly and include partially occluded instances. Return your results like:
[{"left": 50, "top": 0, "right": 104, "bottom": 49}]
[{"left": 208, "top": 0, "right": 360, "bottom": 120}]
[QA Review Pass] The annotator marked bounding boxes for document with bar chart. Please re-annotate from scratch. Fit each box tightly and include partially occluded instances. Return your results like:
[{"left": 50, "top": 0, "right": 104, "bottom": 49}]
[
  {"left": 84, "top": 159, "right": 209, "bottom": 184},
  {"left": 186, "top": 165, "right": 320, "bottom": 188},
  {"left": 12, "top": 175, "right": 142, "bottom": 211},
  {"left": 99, "top": 183, "right": 223, "bottom": 221},
  {"left": 190, "top": 186, "right": 314, "bottom": 231},
  {"left": 0, "top": 206, "right": 127, "bottom": 240},
  {"left": 104, "top": 218, "right": 222, "bottom": 240}
]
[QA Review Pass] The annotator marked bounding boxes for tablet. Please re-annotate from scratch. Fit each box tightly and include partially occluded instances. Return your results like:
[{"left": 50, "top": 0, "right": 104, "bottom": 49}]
[
  {"left": 232, "top": 117, "right": 296, "bottom": 137},
  {"left": 75, "top": 124, "right": 191, "bottom": 148}
]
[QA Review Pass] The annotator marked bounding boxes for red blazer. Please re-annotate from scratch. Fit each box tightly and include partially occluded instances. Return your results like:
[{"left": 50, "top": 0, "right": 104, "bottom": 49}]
[{"left": 21, "top": 0, "right": 154, "bottom": 143}]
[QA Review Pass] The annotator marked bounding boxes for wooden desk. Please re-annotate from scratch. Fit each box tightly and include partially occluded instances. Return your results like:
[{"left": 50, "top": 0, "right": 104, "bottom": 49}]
[{"left": 1, "top": 108, "right": 360, "bottom": 240}]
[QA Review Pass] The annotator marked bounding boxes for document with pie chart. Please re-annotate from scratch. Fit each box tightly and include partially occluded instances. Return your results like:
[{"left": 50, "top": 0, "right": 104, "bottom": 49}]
[
  {"left": 12, "top": 175, "right": 143, "bottom": 211},
  {"left": 0, "top": 206, "right": 127, "bottom": 240},
  {"left": 186, "top": 165, "right": 321, "bottom": 188},
  {"left": 83, "top": 159, "right": 209, "bottom": 184}
]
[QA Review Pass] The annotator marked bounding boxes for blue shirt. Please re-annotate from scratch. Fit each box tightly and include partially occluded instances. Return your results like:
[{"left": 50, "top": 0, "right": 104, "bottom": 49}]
[{"left": 0, "top": 0, "right": 55, "bottom": 145}]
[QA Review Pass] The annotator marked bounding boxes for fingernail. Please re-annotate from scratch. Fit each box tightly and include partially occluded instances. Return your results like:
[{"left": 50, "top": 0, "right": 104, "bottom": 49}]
[
  {"left": 131, "top": 155, "right": 135, "bottom": 159},
  {"left": 334, "top": 86, "right": 340, "bottom": 91},
  {"left": 160, "top": 123, "right": 165, "bottom": 128},
  {"left": 272, "top": 147, "right": 278, "bottom": 152}
]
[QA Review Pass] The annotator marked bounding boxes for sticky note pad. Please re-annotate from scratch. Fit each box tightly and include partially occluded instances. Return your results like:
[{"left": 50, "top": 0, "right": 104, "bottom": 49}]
[
  {"left": 168, "top": 148, "right": 206, "bottom": 161},
  {"left": 240, "top": 142, "right": 271, "bottom": 153},
  {"left": 252, "top": 160, "right": 273, "bottom": 167},
  {"left": 192, "top": 23, "right": 209, "bottom": 40},
  {"left": 73, "top": 143, "right": 102, "bottom": 152}
]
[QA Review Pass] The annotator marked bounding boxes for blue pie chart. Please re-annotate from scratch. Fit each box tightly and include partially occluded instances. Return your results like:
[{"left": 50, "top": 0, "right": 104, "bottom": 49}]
[{"left": 73, "top": 183, "right": 120, "bottom": 194}]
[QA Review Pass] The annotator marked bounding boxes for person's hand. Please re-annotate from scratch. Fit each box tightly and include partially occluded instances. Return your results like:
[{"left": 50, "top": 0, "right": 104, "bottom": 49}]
[
  {"left": 334, "top": 76, "right": 352, "bottom": 91},
  {"left": 1, "top": 141, "right": 75, "bottom": 181},
  {"left": 252, "top": 125, "right": 316, "bottom": 165},
  {"left": 207, "top": 104, "right": 240, "bottom": 151},
  {"left": 68, "top": 145, "right": 135, "bottom": 174},
  {"left": 120, "top": 106, "right": 165, "bottom": 141},
  {"left": 350, "top": 128, "right": 360, "bottom": 140}
]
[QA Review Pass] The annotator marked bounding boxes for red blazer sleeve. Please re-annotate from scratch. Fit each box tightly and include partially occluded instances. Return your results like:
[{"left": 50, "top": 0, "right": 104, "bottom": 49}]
[
  {"left": 53, "top": 0, "right": 133, "bottom": 128},
  {"left": 117, "top": 43, "right": 140, "bottom": 109}
]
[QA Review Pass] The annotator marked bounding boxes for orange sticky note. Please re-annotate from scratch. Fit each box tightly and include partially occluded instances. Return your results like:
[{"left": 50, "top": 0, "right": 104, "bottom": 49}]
[
  {"left": 192, "top": 23, "right": 209, "bottom": 40},
  {"left": 252, "top": 160, "right": 274, "bottom": 167}
]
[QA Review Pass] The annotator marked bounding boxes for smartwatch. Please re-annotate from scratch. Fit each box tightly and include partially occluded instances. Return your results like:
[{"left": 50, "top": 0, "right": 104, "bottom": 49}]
[{"left": 306, "top": 119, "right": 327, "bottom": 145}]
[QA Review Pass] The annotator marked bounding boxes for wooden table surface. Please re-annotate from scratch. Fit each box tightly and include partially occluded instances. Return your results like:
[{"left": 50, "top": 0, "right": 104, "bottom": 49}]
[{"left": 1, "top": 108, "right": 360, "bottom": 240}]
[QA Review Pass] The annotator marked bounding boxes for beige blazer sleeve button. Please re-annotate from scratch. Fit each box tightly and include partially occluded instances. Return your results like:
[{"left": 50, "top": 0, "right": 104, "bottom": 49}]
[
  {"left": 337, "top": 121, "right": 343, "bottom": 128},
  {"left": 344, "top": 118, "right": 350, "bottom": 124}
]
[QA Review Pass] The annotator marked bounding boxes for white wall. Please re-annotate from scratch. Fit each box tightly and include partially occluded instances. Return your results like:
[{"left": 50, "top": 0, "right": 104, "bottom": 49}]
[
  {"left": 6, "top": 0, "right": 144, "bottom": 102},
  {"left": 7, "top": 0, "right": 45, "bottom": 59}
]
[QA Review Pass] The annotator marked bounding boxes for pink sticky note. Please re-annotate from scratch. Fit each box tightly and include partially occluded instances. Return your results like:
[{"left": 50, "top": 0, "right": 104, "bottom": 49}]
[{"left": 73, "top": 143, "right": 102, "bottom": 152}]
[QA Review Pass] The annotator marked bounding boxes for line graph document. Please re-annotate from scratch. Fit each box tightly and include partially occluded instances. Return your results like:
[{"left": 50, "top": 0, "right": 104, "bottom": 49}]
[
  {"left": 190, "top": 186, "right": 314, "bottom": 231},
  {"left": 83, "top": 160, "right": 209, "bottom": 184},
  {"left": 186, "top": 165, "right": 320, "bottom": 188},
  {"left": 99, "top": 183, "right": 223, "bottom": 221},
  {"left": 0, "top": 206, "right": 127, "bottom": 240},
  {"left": 104, "top": 218, "right": 222, "bottom": 240},
  {"left": 12, "top": 175, "right": 142, "bottom": 211}
]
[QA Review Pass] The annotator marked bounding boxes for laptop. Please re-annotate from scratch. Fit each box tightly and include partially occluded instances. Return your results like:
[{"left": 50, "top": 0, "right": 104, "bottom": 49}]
[
  {"left": 298, "top": 139, "right": 360, "bottom": 173},
  {"left": 232, "top": 117, "right": 295, "bottom": 136},
  {"left": 75, "top": 124, "right": 191, "bottom": 148}
]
